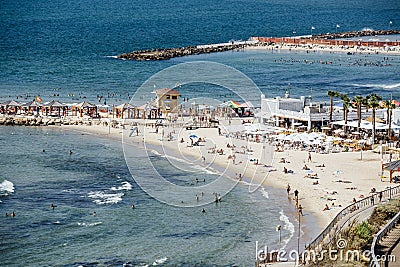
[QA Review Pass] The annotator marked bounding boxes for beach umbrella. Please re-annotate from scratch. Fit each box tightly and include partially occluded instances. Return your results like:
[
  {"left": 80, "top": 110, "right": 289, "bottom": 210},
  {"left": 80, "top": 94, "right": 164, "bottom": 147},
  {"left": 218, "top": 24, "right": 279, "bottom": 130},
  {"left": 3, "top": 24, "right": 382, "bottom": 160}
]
[
  {"left": 189, "top": 134, "right": 198, "bottom": 139},
  {"left": 333, "top": 170, "right": 343, "bottom": 176}
]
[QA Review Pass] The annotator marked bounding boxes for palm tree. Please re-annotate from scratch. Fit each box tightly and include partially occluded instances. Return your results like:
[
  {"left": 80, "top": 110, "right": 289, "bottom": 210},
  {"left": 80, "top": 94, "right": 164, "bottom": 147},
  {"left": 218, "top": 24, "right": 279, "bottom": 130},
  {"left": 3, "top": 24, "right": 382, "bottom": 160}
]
[
  {"left": 327, "top": 90, "right": 340, "bottom": 125},
  {"left": 383, "top": 100, "right": 396, "bottom": 138},
  {"left": 353, "top": 95, "right": 366, "bottom": 132},
  {"left": 341, "top": 94, "right": 351, "bottom": 133},
  {"left": 366, "top": 93, "right": 382, "bottom": 143}
]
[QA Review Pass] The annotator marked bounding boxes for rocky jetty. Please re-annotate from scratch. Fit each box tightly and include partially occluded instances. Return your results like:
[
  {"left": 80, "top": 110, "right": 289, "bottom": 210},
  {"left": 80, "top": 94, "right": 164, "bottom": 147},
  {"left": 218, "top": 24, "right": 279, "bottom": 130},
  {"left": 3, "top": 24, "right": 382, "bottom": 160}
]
[
  {"left": 314, "top": 29, "right": 399, "bottom": 40},
  {"left": 0, "top": 117, "right": 96, "bottom": 126},
  {"left": 117, "top": 43, "right": 247, "bottom": 61}
]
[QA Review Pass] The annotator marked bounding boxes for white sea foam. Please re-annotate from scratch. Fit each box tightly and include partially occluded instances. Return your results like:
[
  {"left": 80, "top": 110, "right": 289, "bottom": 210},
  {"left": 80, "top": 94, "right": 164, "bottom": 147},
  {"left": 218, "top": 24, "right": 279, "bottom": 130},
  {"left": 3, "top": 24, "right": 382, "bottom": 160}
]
[
  {"left": 260, "top": 187, "right": 269, "bottom": 199},
  {"left": 105, "top": 55, "right": 118, "bottom": 59},
  {"left": 352, "top": 83, "right": 400, "bottom": 90},
  {"left": 152, "top": 257, "right": 168, "bottom": 265},
  {"left": 77, "top": 222, "right": 103, "bottom": 227},
  {"left": 111, "top": 181, "right": 132, "bottom": 191},
  {"left": 279, "top": 210, "right": 295, "bottom": 249},
  {"left": 151, "top": 149, "right": 219, "bottom": 175},
  {"left": 0, "top": 180, "right": 15, "bottom": 196},
  {"left": 87, "top": 191, "right": 124, "bottom": 205}
]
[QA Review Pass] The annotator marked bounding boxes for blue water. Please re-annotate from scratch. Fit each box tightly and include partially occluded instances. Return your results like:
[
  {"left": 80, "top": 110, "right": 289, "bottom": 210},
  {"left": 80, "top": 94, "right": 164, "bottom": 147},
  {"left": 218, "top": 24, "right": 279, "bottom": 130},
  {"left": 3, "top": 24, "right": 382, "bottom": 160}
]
[
  {"left": 0, "top": 127, "right": 298, "bottom": 266},
  {"left": 0, "top": 0, "right": 399, "bottom": 103},
  {"left": 0, "top": 0, "right": 400, "bottom": 265}
]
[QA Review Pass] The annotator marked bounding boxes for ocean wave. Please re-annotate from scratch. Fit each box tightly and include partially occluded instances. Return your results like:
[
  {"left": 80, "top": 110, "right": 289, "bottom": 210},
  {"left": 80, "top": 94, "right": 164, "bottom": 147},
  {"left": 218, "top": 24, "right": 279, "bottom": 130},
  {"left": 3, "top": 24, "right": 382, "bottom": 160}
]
[
  {"left": 77, "top": 221, "right": 103, "bottom": 227},
  {"left": 111, "top": 181, "right": 132, "bottom": 191},
  {"left": 87, "top": 191, "right": 124, "bottom": 205},
  {"left": 152, "top": 257, "right": 168, "bottom": 266},
  {"left": 279, "top": 210, "right": 295, "bottom": 249},
  {"left": 352, "top": 83, "right": 400, "bottom": 90},
  {"left": 0, "top": 180, "right": 15, "bottom": 196}
]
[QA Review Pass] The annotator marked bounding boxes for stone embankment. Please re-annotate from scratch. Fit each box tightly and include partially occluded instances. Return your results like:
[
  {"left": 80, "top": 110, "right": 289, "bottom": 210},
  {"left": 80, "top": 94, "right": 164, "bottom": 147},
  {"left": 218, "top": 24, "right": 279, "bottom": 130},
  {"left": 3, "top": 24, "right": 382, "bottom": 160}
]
[
  {"left": 314, "top": 29, "right": 399, "bottom": 39},
  {"left": 117, "top": 43, "right": 246, "bottom": 61},
  {"left": 0, "top": 117, "right": 94, "bottom": 126}
]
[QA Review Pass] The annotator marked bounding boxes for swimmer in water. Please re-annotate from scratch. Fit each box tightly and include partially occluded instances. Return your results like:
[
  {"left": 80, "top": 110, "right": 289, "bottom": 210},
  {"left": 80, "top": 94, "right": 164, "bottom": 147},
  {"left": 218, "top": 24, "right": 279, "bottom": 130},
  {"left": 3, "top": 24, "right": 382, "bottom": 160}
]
[
  {"left": 93, "top": 211, "right": 97, "bottom": 217},
  {"left": 11, "top": 211, "right": 16, "bottom": 217},
  {"left": 201, "top": 208, "right": 206, "bottom": 213},
  {"left": 51, "top": 204, "right": 56, "bottom": 210},
  {"left": 131, "top": 203, "right": 135, "bottom": 209}
]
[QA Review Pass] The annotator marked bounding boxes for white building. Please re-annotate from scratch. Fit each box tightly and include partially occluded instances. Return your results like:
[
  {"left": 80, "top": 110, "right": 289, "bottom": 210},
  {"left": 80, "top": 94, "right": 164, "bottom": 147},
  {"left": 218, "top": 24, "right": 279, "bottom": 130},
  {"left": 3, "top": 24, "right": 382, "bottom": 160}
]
[{"left": 257, "top": 92, "right": 385, "bottom": 131}]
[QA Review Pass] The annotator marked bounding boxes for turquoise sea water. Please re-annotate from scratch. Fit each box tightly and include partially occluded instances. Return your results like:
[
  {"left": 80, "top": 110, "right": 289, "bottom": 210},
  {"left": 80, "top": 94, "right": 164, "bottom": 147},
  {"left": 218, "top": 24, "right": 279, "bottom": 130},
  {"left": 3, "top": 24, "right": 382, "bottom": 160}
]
[{"left": 0, "top": 0, "right": 400, "bottom": 266}]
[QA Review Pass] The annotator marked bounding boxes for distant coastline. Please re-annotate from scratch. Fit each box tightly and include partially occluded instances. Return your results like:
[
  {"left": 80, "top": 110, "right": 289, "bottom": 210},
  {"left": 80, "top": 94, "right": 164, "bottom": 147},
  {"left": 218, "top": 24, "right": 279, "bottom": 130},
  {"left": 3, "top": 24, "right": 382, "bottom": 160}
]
[{"left": 117, "top": 29, "right": 399, "bottom": 61}]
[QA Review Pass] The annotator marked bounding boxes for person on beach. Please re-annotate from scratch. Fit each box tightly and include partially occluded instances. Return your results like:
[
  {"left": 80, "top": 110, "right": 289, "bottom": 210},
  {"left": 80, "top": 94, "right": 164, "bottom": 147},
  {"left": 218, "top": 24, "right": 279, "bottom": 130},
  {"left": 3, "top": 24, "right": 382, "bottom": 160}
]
[
  {"left": 295, "top": 198, "right": 299, "bottom": 209},
  {"left": 286, "top": 184, "right": 291, "bottom": 195},
  {"left": 298, "top": 205, "right": 303, "bottom": 216},
  {"left": 323, "top": 204, "right": 330, "bottom": 211},
  {"left": 294, "top": 189, "right": 299, "bottom": 200},
  {"left": 370, "top": 195, "right": 375, "bottom": 205},
  {"left": 378, "top": 191, "right": 383, "bottom": 202},
  {"left": 307, "top": 152, "right": 312, "bottom": 162}
]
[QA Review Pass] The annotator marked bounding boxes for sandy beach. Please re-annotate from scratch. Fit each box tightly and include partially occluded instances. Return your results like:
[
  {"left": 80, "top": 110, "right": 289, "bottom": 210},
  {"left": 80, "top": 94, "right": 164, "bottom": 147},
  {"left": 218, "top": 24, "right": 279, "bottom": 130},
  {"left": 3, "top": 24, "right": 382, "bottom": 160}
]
[
  {"left": 58, "top": 116, "right": 396, "bottom": 231},
  {"left": 246, "top": 42, "right": 400, "bottom": 55}
]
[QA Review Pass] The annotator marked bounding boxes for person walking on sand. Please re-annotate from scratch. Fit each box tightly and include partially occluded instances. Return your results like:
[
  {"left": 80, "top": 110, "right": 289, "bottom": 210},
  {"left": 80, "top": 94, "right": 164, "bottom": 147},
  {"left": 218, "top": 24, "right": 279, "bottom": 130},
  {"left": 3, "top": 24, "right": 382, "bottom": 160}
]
[
  {"left": 307, "top": 152, "right": 312, "bottom": 162},
  {"left": 294, "top": 189, "right": 299, "bottom": 200},
  {"left": 298, "top": 205, "right": 303, "bottom": 216},
  {"left": 286, "top": 184, "right": 291, "bottom": 195},
  {"left": 378, "top": 191, "right": 382, "bottom": 202}
]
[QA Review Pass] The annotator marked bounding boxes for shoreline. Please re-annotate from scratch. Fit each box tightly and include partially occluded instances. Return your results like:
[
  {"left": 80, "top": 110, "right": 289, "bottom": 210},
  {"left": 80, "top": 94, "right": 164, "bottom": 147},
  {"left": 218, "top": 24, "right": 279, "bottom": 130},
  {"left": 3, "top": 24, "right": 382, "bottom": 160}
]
[
  {"left": 44, "top": 116, "right": 395, "bottom": 246},
  {"left": 51, "top": 122, "right": 321, "bottom": 251}
]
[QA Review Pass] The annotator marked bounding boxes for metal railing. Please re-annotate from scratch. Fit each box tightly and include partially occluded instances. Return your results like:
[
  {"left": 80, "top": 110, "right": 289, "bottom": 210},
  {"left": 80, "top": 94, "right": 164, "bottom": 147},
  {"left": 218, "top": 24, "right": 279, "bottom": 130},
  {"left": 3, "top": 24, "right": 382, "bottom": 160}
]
[
  {"left": 306, "top": 185, "right": 400, "bottom": 252},
  {"left": 370, "top": 211, "right": 400, "bottom": 267}
]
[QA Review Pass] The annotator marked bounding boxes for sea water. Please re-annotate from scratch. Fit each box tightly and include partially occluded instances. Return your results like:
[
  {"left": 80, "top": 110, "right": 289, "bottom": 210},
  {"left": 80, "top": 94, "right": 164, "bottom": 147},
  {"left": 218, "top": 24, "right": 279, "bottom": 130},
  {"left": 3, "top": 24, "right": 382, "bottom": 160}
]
[{"left": 0, "top": 126, "right": 301, "bottom": 266}]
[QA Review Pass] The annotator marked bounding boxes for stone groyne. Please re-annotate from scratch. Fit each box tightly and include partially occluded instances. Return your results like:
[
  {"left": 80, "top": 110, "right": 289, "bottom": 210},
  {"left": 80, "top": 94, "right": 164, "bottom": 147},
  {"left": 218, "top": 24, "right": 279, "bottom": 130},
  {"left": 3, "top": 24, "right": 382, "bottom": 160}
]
[{"left": 117, "top": 43, "right": 247, "bottom": 61}]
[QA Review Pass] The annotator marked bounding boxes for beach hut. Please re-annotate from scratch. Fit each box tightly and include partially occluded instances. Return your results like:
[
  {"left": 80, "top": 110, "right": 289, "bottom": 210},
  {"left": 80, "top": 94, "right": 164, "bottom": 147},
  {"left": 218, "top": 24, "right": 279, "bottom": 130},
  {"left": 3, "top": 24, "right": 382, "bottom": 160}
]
[
  {"left": 383, "top": 160, "right": 400, "bottom": 183},
  {"left": 115, "top": 103, "right": 135, "bottom": 119},
  {"left": 21, "top": 100, "right": 43, "bottom": 116},
  {"left": 74, "top": 101, "right": 97, "bottom": 117},
  {"left": 0, "top": 100, "right": 21, "bottom": 114},
  {"left": 44, "top": 100, "right": 67, "bottom": 117}
]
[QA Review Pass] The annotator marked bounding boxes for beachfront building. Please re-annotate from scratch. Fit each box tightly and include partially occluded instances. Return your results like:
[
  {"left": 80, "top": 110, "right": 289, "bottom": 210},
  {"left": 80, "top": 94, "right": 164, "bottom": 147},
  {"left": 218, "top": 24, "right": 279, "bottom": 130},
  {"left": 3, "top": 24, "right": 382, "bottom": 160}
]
[
  {"left": 257, "top": 92, "right": 385, "bottom": 131},
  {"left": 153, "top": 88, "right": 180, "bottom": 116}
]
